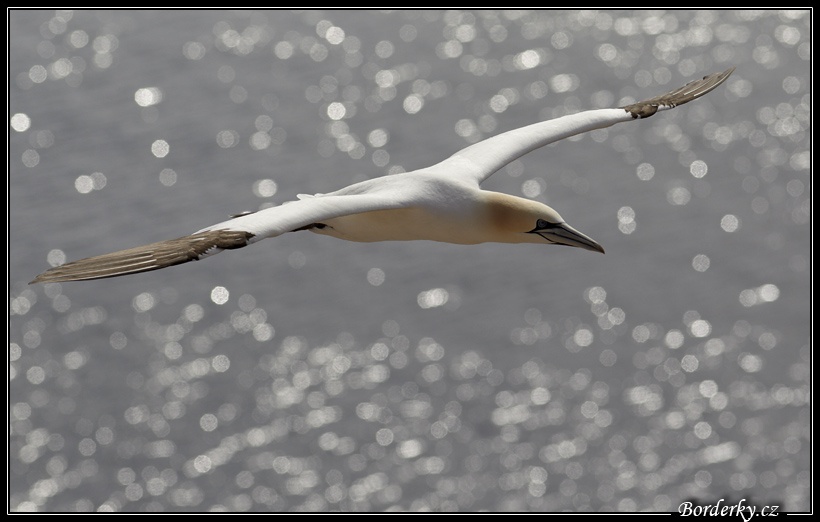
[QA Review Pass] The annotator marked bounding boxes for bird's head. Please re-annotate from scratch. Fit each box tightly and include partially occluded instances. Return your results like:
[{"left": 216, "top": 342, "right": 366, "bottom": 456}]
[{"left": 482, "top": 192, "right": 605, "bottom": 253}]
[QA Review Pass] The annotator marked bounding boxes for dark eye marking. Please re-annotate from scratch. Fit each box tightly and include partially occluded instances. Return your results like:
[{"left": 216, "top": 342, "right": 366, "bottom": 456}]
[
  {"left": 536, "top": 219, "right": 561, "bottom": 229},
  {"left": 529, "top": 219, "right": 561, "bottom": 234}
]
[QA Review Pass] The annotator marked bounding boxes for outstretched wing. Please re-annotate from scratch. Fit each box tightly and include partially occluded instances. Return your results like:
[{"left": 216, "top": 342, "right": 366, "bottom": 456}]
[
  {"left": 29, "top": 193, "right": 404, "bottom": 284},
  {"left": 436, "top": 67, "right": 735, "bottom": 186}
]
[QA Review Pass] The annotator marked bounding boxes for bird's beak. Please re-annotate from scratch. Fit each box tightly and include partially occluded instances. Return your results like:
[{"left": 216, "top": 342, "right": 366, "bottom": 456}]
[{"left": 535, "top": 222, "right": 605, "bottom": 254}]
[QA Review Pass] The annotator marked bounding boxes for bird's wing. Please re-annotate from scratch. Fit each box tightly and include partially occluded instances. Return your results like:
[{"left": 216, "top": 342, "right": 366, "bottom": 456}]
[
  {"left": 434, "top": 67, "right": 735, "bottom": 186},
  {"left": 29, "top": 193, "right": 405, "bottom": 283}
]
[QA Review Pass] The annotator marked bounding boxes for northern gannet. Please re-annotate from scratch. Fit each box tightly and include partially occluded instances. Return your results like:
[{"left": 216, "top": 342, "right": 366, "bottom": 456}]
[{"left": 30, "top": 67, "right": 734, "bottom": 284}]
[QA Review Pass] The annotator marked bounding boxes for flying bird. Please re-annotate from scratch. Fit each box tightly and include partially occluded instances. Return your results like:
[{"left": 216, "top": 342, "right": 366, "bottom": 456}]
[{"left": 30, "top": 67, "right": 734, "bottom": 284}]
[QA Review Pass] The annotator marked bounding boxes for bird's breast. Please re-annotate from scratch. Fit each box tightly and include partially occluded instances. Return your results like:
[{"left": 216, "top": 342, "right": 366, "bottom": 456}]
[{"left": 310, "top": 206, "right": 483, "bottom": 244}]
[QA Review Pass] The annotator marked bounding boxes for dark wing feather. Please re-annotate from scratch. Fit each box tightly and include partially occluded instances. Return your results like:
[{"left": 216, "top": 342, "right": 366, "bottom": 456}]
[
  {"left": 621, "top": 66, "right": 735, "bottom": 119},
  {"left": 29, "top": 230, "right": 253, "bottom": 284}
]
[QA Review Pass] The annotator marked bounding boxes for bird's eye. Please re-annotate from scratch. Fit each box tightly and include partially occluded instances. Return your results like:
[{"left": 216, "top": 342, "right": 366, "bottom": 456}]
[{"left": 536, "top": 219, "right": 549, "bottom": 228}]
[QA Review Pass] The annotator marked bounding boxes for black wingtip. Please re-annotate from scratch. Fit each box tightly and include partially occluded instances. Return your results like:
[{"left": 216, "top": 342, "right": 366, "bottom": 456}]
[
  {"left": 621, "top": 66, "right": 736, "bottom": 119},
  {"left": 29, "top": 230, "right": 254, "bottom": 284}
]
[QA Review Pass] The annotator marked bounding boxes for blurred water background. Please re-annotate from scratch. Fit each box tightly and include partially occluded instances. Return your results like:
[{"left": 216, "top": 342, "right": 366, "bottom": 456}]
[{"left": 9, "top": 10, "right": 810, "bottom": 512}]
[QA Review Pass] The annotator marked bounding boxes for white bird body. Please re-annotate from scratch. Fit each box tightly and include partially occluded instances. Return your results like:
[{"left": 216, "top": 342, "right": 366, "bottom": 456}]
[
  {"left": 310, "top": 191, "right": 550, "bottom": 245},
  {"left": 30, "top": 67, "right": 734, "bottom": 284},
  {"left": 208, "top": 174, "right": 547, "bottom": 245}
]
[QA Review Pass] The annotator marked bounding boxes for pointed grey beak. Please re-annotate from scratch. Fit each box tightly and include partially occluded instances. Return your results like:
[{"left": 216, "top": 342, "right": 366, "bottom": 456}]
[{"left": 535, "top": 222, "right": 605, "bottom": 254}]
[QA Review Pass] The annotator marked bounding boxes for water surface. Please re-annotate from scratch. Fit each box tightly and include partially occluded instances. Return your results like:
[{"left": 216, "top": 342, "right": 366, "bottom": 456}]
[{"left": 9, "top": 10, "right": 810, "bottom": 512}]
